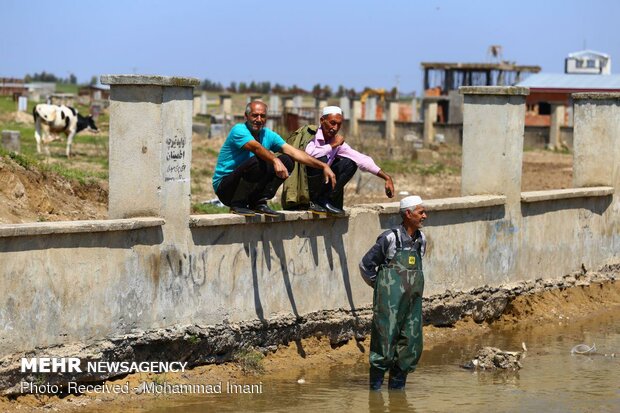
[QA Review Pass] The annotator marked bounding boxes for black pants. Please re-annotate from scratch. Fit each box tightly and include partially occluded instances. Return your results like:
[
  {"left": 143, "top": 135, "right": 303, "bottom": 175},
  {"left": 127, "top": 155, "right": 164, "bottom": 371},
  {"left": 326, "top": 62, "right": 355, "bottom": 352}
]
[
  {"left": 307, "top": 156, "right": 358, "bottom": 208},
  {"left": 216, "top": 154, "right": 294, "bottom": 207}
]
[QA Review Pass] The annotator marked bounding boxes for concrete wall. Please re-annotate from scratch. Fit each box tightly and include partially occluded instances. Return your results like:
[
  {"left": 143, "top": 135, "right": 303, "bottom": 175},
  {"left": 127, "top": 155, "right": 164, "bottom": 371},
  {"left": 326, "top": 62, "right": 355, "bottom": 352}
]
[{"left": 1, "top": 79, "right": 619, "bottom": 388}]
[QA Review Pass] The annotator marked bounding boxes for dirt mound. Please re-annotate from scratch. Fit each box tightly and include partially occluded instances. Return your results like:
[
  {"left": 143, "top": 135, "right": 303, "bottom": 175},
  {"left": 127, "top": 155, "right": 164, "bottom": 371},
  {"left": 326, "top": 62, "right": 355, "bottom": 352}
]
[{"left": 0, "top": 155, "right": 107, "bottom": 224}]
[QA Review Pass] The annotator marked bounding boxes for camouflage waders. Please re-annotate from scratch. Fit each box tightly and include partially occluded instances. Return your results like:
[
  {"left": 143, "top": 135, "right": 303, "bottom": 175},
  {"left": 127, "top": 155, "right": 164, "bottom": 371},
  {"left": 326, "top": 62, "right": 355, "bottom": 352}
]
[{"left": 369, "top": 229, "right": 424, "bottom": 385}]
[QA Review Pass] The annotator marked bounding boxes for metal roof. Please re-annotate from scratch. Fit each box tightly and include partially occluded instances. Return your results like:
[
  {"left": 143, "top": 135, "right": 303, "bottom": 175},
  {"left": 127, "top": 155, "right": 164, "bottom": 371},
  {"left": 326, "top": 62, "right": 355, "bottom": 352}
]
[
  {"left": 517, "top": 73, "right": 620, "bottom": 90},
  {"left": 421, "top": 62, "right": 541, "bottom": 72},
  {"left": 567, "top": 49, "right": 610, "bottom": 59}
]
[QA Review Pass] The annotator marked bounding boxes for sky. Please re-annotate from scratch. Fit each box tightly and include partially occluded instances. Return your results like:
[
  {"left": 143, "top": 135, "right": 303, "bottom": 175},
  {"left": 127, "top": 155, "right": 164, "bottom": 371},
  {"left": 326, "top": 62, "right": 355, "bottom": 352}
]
[{"left": 2, "top": 0, "right": 619, "bottom": 94}]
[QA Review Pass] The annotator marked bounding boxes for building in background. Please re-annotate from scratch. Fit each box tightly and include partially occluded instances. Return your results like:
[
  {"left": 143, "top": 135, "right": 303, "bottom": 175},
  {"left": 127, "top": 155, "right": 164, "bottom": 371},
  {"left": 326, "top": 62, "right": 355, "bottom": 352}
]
[
  {"left": 565, "top": 50, "right": 611, "bottom": 75},
  {"left": 421, "top": 61, "right": 541, "bottom": 124}
]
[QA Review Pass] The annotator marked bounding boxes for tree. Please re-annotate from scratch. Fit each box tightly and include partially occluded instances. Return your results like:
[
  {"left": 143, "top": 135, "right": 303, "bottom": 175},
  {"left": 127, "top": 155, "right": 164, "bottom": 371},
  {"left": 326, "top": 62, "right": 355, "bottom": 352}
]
[
  {"left": 336, "top": 85, "right": 346, "bottom": 98},
  {"left": 322, "top": 85, "right": 333, "bottom": 98},
  {"left": 390, "top": 86, "right": 398, "bottom": 100},
  {"left": 228, "top": 81, "right": 237, "bottom": 93},
  {"left": 312, "top": 83, "right": 322, "bottom": 98},
  {"left": 90, "top": 76, "right": 98, "bottom": 85}
]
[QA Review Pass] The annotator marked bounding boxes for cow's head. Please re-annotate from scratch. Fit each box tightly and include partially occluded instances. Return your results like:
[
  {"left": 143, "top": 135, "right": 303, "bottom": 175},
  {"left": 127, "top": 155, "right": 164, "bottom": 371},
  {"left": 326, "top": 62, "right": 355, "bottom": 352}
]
[
  {"left": 76, "top": 114, "right": 100, "bottom": 134},
  {"left": 86, "top": 115, "right": 99, "bottom": 133}
]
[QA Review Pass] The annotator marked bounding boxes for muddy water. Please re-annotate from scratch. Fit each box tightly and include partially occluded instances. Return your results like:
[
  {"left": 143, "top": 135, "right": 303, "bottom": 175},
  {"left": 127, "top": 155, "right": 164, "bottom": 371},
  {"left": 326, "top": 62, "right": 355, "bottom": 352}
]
[{"left": 142, "top": 311, "right": 619, "bottom": 413}]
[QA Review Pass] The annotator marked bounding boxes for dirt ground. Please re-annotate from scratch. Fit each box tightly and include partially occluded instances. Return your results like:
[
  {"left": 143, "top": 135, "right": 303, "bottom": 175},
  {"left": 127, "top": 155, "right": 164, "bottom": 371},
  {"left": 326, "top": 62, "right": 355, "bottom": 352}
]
[
  {"left": 1, "top": 281, "right": 617, "bottom": 412},
  {"left": 0, "top": 127, "right": 573, "bottom": 223}
]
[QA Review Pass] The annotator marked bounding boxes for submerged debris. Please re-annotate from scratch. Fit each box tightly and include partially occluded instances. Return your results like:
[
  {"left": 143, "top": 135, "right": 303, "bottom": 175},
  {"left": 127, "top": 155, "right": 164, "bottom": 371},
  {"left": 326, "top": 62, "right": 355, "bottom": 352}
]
[
  {"left": 571, "top": 343, "right": 596, "bottom": 355},
  {"left": 461, "top": 347, "right": 524, "bottom": 371}
]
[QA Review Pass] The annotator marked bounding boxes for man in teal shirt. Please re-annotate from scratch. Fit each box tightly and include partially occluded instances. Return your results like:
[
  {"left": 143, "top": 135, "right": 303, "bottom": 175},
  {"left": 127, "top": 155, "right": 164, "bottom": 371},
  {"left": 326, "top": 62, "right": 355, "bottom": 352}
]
[{"left": 213, "top": 101, "right": 336, "bottom": 217}]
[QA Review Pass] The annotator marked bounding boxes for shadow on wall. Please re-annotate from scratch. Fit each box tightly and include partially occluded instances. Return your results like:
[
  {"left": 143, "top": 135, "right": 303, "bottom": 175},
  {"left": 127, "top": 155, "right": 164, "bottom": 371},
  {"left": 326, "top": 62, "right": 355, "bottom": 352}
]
[
  {"left": 0, "top": 227, "right": 164, "bottom": 253},
  {"left": 379, "top": 205, "right": 506, "bottom": 229},
  {"left": 522, "top": 196, "right": 612, "bottom": 217},
  {"left": 190, "top": 219, "right": 358, "bottom": 324}
]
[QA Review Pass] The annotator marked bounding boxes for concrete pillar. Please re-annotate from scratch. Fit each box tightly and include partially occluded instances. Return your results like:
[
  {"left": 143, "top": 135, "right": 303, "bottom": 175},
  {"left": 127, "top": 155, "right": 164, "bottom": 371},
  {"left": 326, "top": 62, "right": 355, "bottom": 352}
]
[
  {"left": 101, "top": 74, "right": 199, "bottom": 243},
  {"left": 411, "top": 97, "right": 419, "bottom": 122},
  {"left": 318, "top": 99, "right": 328, "bottom": 113},
  {"left": 351, "top": 99, "right": 362, "bottom": 137},
  {"left": 422, "top": 98, "right": 439, "bottom": 147},
  {"left": 200, "top": 92, "right": 207, "bottom": 115},
  {"left": 385, "top": 101, "right": 399, "bottom": 141},
  {"left": 282, "top": 95, "right": 294, "bottom": 111},
  {"left": 339, "top": 96, "right": 351, "bottom": 119},
  {"left": 192, "top": 95, "right": 201, "bottom": 116},
  {"left": 549, "top": 103, "right": 565, "bottom": 150},
  {"left": 366, "top": 97, "right": 377, "bottom": 121},
  {"left": 269, "top": 95, "right": 281, "bottom": 114},
  {"left": 1, "top": 130, "right": 20, "bottom": 153},
  {"left": 572, "top": 93, "right": 620, "bottom": 190},
  {"left": 220, "top": 94, "right": 232, "bottom": 115},
  {"left": 293, "top": 96, "right": 303, "bottom": 110},
  {"left": 459, "top": 86, "right": 529, "bottom": 207},
  {"left": 17, "top": 96, "right": 28, "bottom": 112}
]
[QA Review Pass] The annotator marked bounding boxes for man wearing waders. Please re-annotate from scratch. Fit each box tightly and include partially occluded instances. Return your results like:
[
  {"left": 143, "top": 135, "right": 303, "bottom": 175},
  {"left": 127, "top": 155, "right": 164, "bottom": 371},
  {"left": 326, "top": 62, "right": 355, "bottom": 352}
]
[{"left": 359, "top": 195, "right": 427, "bottom": 390}]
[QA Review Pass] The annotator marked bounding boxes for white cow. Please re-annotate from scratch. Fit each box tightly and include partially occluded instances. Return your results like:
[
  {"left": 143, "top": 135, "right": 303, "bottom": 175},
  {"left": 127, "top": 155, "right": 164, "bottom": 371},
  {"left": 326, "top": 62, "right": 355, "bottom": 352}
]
[{"left": 33, "top": 104, "right": 99, "bottom": 157}]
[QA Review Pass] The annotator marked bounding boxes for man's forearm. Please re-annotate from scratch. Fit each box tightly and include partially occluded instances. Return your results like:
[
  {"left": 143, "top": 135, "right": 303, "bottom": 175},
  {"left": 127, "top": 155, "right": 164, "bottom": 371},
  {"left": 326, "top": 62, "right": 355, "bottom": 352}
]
[
  {"left": 251, "top": 144, "right": 277, "bottom": 163},
  {"left": 286, "top": 147, "right": 328, "bottom": 170}
]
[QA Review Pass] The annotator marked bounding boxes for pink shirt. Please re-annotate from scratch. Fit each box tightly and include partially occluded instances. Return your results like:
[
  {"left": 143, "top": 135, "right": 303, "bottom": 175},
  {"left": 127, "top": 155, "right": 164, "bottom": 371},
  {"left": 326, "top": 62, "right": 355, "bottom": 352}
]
[{"left": 305, "top": 128, "right": 381, "bottom": 175}]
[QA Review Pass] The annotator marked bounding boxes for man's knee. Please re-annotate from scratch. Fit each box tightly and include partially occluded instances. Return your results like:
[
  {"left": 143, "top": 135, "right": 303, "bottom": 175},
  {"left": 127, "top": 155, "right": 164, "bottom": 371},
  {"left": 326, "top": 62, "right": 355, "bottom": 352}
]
[
  {"left": 337, "top": 157, "right": 358, "bottom": 176},
  {"left": 278, "top": 154, "right": 294, "bottom": 173},
  {"left": 306, "top": 156, "right": 327, "bottom": 177}
]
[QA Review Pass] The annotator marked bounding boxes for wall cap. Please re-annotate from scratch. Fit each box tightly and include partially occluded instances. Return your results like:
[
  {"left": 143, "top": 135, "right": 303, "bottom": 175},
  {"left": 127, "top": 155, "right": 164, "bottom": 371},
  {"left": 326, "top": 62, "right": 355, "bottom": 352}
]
[
  {"left": 521, "top": 187, "right": 614, "bottom": 203},
  {"left": 101, "top": 75, "right": 200, "bottom": 87},
  {"left": 372, "top": 195, "right": 507, "bottom": 214},
  {"left": 572, "top": 92, "right": 620, "bottom": 100},
  {"left": 0, "top": 217, "right": 165, "bottom": 238},
  {"left": 459, "top": 86, "right": 530, "bottom": 96},
  {"left": 190, "top": 210, "right": 347, "bottom": 227}
]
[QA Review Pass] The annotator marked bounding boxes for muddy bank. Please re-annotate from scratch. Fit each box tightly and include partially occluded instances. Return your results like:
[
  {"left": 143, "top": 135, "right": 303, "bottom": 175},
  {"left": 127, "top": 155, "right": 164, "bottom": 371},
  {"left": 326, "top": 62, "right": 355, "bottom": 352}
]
[{"left": 1, "top": 263, "right": 617, "bottom": 400}]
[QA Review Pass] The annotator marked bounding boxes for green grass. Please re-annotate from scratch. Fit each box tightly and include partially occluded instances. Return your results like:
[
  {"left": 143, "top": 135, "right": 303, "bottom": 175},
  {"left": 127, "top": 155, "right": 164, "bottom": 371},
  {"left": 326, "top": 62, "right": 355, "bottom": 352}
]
[
  {"left": 0, "top": 146, "right": 106, "bottom": 184},
  {"left": 192, "top": 203, "right": 229, "bottom": 214},
  {"left": 54, "top": 83, "right": 79, "bottom": 94},
  {"left": 379, "top": 159, "right": 457, "bottom": 176},
  {"left": 233, "top": 347, "right": 265, "bottom": 374}
]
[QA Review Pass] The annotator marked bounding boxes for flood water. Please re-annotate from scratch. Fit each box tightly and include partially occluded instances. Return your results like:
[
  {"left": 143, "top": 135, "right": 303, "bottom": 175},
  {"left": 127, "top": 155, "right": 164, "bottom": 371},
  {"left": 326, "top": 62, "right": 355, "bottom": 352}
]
[{"left": 139, "top": 310, "right": 619, "bottom": 413}]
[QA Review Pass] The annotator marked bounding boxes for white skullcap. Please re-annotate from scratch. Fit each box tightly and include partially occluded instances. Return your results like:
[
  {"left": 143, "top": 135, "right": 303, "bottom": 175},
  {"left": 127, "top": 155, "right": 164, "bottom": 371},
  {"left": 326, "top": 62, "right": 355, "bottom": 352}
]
[
  {"left": 400, "top": 195, "right": 423, "bottom": 210},
  {"left": 322, "top": 106, "right": 343, "bottom": 117}
]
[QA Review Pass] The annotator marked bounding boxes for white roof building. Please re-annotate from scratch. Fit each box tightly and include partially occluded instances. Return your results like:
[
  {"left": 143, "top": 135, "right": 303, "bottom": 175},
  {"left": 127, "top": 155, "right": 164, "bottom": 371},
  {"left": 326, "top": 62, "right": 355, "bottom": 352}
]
[{"left": 565, "top": 50, "right": 611, "bottom": 75}]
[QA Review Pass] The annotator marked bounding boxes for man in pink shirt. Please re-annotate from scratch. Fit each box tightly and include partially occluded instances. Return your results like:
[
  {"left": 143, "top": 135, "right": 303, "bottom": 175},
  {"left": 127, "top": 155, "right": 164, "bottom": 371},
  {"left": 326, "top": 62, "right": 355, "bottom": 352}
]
[{"left": 305, "top": 106, "right": 395, "bottom": 215}]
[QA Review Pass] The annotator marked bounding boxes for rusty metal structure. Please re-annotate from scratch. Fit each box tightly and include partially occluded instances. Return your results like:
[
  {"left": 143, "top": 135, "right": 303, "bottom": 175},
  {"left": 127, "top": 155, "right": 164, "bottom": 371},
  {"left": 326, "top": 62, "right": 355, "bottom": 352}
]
[
  {"left": 420, "top": 61, "right": 541, "bottom": 124},
  {"left": 422, "top": 62, "right": 541, "bottom": 94}
]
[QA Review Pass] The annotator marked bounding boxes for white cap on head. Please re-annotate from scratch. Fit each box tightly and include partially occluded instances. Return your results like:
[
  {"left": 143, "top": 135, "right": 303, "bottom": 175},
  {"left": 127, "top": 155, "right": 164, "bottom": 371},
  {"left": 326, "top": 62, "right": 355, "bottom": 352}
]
[
  {"left": 400, "top": 195, "right": 423, "bottom": 210},
  {"left": 322, "top": 106, "right": 343, "bottom": 117}
]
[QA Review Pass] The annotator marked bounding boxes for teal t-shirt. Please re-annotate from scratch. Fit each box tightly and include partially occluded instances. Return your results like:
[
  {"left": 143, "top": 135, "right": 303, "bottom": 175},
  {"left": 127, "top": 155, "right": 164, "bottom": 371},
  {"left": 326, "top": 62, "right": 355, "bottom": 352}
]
[{"left": 212, "top": 123, "right": 286, "bottom": 192}]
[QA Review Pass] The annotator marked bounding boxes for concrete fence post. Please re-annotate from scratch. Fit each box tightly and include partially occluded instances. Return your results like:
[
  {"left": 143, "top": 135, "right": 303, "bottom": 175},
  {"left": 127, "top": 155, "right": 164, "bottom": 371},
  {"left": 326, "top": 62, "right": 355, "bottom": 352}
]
[
  {"left": 101, "top": 74, "right": 199, "bottom": 243},
  {"left": 200, "top": 92, "right": 207, "bottom": 115},
  {"left": 460, "top": 86, "right": 529, "bottom": 209},
  {"left": 572, "top": 93, "right": 620, "bottom": 191},
  {"left": 351, "top": 99, "right": 362, "bottom": 137},
  {"left": 339, "top": 96, "right": 351, "bottom": 119},
  {"left": 549, "top": 103, "right": 565, "bottom": 150},
  {"left": 385, "top": 101, "right": 399, "bottom": 141},
  {"left": 422, "top": 97, "right": 439, "bottom": 147},
  {"left": 220, "top": 94, "right": 232, "bottom": 115}
]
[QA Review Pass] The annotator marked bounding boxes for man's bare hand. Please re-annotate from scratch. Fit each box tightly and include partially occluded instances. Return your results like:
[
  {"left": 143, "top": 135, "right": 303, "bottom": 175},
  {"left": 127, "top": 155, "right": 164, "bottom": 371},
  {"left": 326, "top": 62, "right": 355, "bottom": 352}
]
[
  {"left": 329, "top": 134, "right": 345, "bottom": 148},
  {"left": 385, "top": 178, "right": 395, "bottom": 198},
  {"left": 273, "top": 157, "right": 289, "bottom": 179},
  {"left": 323, "top": 165, "right": 337, "bottom": 189}
]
